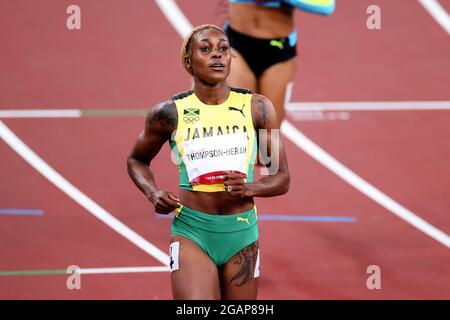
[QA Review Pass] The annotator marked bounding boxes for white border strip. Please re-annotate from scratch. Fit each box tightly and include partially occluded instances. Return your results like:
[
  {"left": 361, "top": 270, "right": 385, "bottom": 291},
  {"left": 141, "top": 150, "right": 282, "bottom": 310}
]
[
  {"left": 418, "top": 0, "right": 450, "bottom": 36},
  {"left": 0, "top": 109, "right": 81, "bottom": 118},
  {"left": 78, "top": 266, "right": 170, "bottom": 275},
  {"left": 157, "top": 0, "right": 450, "bottom": 249},
  {"left": 281, "top": 121, "right": 450, "bottom": 248},
  {"left": 0, "top": 121, "right": 170, "bottom": 265},
  {"left": 286, "top": 101, "right": 450, "bottom": 111}
]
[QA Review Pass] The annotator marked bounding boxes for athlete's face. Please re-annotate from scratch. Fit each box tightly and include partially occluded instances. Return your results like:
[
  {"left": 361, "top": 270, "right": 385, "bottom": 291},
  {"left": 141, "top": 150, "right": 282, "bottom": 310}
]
[{"left": 190, "top": 29, "right": 231, "bottom": 85}]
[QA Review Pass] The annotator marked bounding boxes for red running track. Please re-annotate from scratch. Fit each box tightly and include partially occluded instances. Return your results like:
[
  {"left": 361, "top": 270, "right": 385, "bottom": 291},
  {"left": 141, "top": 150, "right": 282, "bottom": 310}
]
[{"left": 0, "top": 0, "right": 449, "bottom": 299}]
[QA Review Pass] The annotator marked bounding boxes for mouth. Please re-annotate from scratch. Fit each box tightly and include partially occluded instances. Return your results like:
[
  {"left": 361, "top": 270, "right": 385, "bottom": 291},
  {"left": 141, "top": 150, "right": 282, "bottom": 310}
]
[{"left": 210, "top": 63, "right": 225, "bottom": 71}]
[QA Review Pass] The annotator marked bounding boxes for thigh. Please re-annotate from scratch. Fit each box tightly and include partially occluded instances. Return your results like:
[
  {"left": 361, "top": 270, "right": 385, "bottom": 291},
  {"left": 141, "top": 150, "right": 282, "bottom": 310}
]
[
  {"left": 170, "top": 235, "right": 221, "bottom": 300},
  {"left": 258, "top": 58, "right": 297, "bottom": 127},
  {"left": 228, "top": 48, "right": 258, "bottom": 92},
  {"left": 219, "top": 241, "right": 260, "bottom": 300}
]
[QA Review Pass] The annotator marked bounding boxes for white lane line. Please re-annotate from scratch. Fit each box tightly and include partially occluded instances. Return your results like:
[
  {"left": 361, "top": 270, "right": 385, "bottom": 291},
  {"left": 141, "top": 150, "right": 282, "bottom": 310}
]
[
  {"left": 157, "top": 0, "right": 450, "bottom": 249},
  {"left": 281, "top": 121, "right": 450, "bottom": 248},
  {"left": 286, "top": 101, "right": 450, "bottom": 111},
  {"left": 1, "top": 101, "right": 449, "bottom": 118},
  {"left": 0, "top": 121, "right": 170, "bottom": 265},
  {"left": 418, "top": 0, "right": 450, "bottom": 35},
  {"left": 154, "top": 0, "right": 192, "bottom": 38},
  {"left": 78, "top": 266, "right": 170, "bottom": 275},
  {"left": 0, "top": 109, "right": 81, "bottom": 118}
]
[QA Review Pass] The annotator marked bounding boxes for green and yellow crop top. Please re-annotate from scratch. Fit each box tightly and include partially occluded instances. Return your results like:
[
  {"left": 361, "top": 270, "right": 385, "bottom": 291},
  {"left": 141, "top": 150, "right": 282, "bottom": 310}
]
[{"left": 169, "top": 88, "right": 257, "bottom": 192}]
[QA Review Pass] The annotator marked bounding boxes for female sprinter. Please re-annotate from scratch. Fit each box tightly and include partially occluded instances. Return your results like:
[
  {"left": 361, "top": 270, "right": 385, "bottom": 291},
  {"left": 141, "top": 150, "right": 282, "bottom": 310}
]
[
  {"left": 225, "top": 0, "right": 335, "bottom": 127},
  {"left": 127, "top": 24, "right": 290, "bottom": 300}
]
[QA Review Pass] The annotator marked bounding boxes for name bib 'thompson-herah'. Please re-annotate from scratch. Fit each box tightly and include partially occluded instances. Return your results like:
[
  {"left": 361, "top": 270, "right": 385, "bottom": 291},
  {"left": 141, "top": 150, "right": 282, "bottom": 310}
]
[{"left": 182, "top": 132, "right": 248, "bottom": 185}]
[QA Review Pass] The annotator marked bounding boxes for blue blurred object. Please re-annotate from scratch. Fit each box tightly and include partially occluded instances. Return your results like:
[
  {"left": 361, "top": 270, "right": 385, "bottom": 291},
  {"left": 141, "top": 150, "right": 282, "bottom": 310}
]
[
  {"left": 282, "top": 0, "right": 336, "bottom": 16},
  {"left": 229, "top": 0, "right": 336, "bottom": 16},
  {"left": 229, "top": 0, "right": 282, "bottom": 8}
]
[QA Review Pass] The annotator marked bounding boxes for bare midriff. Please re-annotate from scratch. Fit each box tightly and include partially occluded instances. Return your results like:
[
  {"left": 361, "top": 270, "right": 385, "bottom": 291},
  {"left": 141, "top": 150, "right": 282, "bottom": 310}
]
[
  {"left": 228, "top": 3, "right": 295, "bottom": 38},
  {"left": 179, "top": 189, "right": 255, "bottom": 215}
]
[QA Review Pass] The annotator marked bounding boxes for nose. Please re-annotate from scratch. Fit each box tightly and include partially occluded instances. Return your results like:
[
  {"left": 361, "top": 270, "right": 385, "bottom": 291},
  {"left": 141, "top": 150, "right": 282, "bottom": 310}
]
[{"left": 212, "top": 48, "right": 222, "bottom": 58}]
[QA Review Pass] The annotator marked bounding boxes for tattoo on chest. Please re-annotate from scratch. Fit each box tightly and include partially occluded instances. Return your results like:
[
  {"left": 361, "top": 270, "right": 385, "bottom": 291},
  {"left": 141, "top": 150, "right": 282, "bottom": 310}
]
[{"left": 228, "top": 242, "right": 259, "bottom": 287}]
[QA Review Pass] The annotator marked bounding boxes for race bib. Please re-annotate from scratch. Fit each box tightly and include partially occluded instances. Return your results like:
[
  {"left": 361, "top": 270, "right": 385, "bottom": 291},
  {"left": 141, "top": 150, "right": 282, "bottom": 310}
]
[{"left": 182, "top": 133, "right": 248, "bottom": 185}]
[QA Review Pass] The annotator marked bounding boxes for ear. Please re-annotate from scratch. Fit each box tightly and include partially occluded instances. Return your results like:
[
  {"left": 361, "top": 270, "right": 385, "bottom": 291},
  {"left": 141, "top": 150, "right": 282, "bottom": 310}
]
[
  {"left": 184, "top": 57, "right": 192, "bottom": 69},
  {"left": 184, "top": 58, "right": 192, "bottom": 72}
]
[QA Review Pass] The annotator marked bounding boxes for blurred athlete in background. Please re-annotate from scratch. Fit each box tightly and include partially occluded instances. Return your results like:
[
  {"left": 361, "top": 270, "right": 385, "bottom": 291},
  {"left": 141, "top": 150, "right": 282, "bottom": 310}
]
[{"left": 225, "top": 0, "right": 335, "bottom": 127}]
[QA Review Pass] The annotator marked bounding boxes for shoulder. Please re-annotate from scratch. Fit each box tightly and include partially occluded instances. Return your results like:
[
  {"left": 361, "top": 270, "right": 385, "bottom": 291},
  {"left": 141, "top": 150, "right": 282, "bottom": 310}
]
[
  {"left": 172, "top": 89, "right": 194, "bottom": 101},
  {"left": 145, "top": 100, "right": 178, "bottom": 134},
  {"left": 251, "top": 93, "right": 274, "bottom": 113},
  {"left": 251, "top": 93, "right": 271, "bottom": 104},
  {"left": 147, "top": 100, "right": 177, "bottom": 121},
  {"left": 251, "top": 93, "right": 278, "bottom": 129},
  {"left": 230, "top": 87, "right": 253, "bottom": 95}
]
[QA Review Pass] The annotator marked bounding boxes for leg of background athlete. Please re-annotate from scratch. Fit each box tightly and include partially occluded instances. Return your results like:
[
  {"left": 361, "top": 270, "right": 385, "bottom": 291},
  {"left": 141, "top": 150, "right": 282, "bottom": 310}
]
[
  {"left": 258, "top": 58, "right": 297, "bottom": 127},
  {"left": 170, "top": 235, "right": 221, "bottom": 299},
  {"left": 219, "top": 241, "right": 259, "bottom": 300},
  {"left": 228, "top": 48, "right": 258, "bottom": 92}
]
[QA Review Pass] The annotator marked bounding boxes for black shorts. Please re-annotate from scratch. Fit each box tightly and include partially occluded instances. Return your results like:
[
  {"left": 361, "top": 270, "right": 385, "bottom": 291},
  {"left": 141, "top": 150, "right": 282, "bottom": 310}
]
[{"left": 225, "top": 24, "right": 297, "bottom": 78}]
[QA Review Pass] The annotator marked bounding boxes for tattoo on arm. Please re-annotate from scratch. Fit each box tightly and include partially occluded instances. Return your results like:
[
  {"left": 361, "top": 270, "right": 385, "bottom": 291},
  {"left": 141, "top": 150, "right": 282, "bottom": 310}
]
[
  {"left": 146, "top": 101, "right": 178, "bottom": 129},
  {"left": 228, "top": 242, "right": 259, "bottom": 287},
  {"left": 257, "top": 99, "right": 270, "bottom": 126}
]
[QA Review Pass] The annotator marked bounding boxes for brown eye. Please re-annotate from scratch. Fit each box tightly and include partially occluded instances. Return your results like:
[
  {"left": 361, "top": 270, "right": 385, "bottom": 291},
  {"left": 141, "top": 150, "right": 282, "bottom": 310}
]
[{"left": 220, "top": 46, "right": 229, "bottom": 52}]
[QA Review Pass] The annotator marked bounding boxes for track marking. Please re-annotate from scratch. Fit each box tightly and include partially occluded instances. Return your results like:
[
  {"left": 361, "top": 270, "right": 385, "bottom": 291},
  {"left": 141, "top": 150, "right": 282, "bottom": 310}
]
[
  {"left": 0, "top": 110, "right": 80, "bottom": 118},
  {"left": 0, "top": 269, "right": 66, "bottom": 276},
  {"left": 286, "top": 101, "right": 450, "bottom": 111},
  {"left": 156, "top": 213, "right": 357, "bottom": 223},
  {"left": 157, "top": 0, "right": 450, "bottom": 249},
  {"left": 0, "top": 109, "right": 147, "bottom": 118},
  {"left": 0, "top": 209, "right": 43, "bottom": 215},
  {"left": 418, "top": 0, "right": 450, "bottom": 35},
  {"left": 80, "top": 109, "right": 146, "bottom": 117},
  {"left": 1, "top": 101, "right": 449, "bottom": 118},
  {"left": 257, "top": 215, "right": 356, "bottom": 222},
  {"left": 281, "top": 121, "right": 450, "bottom": 248},
  {"left": 0, "top": 266, "right": 169, "bottom": 276},
  {"left": 154, "top": 0, "right": 191, "bottom": 38},
  {"left": 0, "top": 120, "right": 170, "bottom": 265},
  {"left": 79, "top": 266, "right": 169, "bottom": 274}
]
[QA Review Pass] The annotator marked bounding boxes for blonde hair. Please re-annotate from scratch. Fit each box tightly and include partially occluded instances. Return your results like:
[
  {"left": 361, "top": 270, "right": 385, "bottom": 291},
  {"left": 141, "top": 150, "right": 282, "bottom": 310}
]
[{"left": 180, "top": 24, "right": 227, "bottom": 76}]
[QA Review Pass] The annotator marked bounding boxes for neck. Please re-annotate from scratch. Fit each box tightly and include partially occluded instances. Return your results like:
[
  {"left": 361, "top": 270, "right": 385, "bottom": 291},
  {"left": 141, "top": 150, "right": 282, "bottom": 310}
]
[{"left": 193, "top": 79, "right": 230, "bottom": 105}]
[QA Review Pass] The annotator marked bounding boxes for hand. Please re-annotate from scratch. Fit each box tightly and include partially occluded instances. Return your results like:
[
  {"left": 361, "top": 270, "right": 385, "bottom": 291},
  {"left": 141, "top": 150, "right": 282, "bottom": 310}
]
[
  {"left": 149, "top": 191, "right": 180, "bottom": 214},
  {"left": 223, "top": 172, "right": 253, "bottom": 198}
]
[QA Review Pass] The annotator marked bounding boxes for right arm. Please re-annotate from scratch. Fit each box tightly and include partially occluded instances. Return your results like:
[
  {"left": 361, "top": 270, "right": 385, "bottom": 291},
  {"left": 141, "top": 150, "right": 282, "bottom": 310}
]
[{"left": 127, "top": 100, "right": 180, "bottom": 214}]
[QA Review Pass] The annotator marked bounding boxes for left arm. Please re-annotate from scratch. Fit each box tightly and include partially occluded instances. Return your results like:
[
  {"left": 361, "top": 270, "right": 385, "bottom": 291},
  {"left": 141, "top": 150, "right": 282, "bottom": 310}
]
[{"left": 223, "top": 94, "right": 290, "bottom": 198}]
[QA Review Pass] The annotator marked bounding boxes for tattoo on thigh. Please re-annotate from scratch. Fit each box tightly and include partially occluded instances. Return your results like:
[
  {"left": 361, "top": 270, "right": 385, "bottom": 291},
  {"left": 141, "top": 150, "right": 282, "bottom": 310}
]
[{"left": 229, "top": 242, "right": 259, "bottom": 287}]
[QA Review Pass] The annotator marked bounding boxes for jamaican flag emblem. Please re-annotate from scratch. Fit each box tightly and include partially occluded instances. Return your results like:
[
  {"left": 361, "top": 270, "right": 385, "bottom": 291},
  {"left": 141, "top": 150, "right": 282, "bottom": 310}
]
[{"left": 183, "top": 108, "right": 200, "bottom": 124}]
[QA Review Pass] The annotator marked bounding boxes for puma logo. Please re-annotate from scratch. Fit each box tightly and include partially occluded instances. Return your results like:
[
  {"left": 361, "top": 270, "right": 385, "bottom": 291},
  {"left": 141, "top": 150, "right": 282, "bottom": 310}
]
[
  {"left": 228, "top": 105, "right": 245, "bottom": 117},
  {"left": 236, "top": 214, "right": 251, "bottom": 224},
  {"left": 270, "top": 39, "right": 285, "bottom": 50}
]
